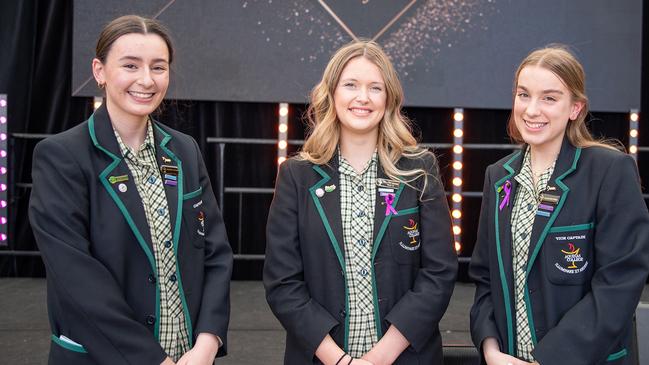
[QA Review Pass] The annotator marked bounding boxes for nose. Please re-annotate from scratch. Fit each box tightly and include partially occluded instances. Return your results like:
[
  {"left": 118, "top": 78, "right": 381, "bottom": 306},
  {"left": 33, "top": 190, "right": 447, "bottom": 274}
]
[
  {"left": 138, "top": 68, "right": 155, "bottom": 88},
  {"left": 355, "top": 87, "right": 369, "bottom": 103},
  {"left": 525, "top": 98, "right": 541, "bottom": 117}
]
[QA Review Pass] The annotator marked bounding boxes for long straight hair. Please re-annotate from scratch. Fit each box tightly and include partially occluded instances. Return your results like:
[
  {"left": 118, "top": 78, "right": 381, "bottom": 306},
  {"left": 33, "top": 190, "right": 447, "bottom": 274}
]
[
  {"left": 300, "top": 40, "right": 433, "bottom": 187},
  {"left": 507, "top": 45, "right": 619, "bottom": 150}
]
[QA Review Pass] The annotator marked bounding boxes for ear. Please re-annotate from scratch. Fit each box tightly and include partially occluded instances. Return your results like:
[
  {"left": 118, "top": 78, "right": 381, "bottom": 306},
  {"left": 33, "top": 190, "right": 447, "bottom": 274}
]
[
  {"left": 569, "top": 101, "right": 584, "bottom": 121},
  {"left": 92, "top": 58, "right": 106, "bottom": 87}
]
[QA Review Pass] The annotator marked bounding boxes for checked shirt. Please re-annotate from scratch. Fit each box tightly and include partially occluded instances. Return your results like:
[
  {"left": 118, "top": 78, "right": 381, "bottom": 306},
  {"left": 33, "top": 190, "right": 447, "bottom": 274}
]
[
  {"left": 339, "top": 152, "right": 378, "bottom": 357},
  {"left": 510, "top": 148, "right": 555, "bottom": 361},
  {"left": 114, "top": 122, "right": 190, "bottom": 360}
]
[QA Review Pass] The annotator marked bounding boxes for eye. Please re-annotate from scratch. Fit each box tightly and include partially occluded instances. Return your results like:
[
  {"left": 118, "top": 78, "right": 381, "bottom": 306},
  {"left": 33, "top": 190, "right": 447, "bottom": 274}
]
[
  {"left": 370, "top": 86, "right": 383, "bottom": 92},
  {"left": 152, "top": 65, "right": 168, "bottom": 72},
  {"left": 123, "top": 64, "right": 137, "bottom": 70},
  {"left": 544, "top": 96, "right": 557, "bottom": 102},
  {"left": 517, "top": 92, "right": 529, "bottom": 98},
  {"left": 342, "top": 82, "right": 356, "bottom": 88}
]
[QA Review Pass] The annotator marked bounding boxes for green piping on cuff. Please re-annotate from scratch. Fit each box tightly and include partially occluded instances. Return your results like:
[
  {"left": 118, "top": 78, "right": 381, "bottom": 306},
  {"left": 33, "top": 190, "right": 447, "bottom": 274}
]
[
  {"left": 51, "top": 334, "right": 87, "bottom": 353},
  {"left": 606, "top": 348, "right": 628, "bottom": 361}
]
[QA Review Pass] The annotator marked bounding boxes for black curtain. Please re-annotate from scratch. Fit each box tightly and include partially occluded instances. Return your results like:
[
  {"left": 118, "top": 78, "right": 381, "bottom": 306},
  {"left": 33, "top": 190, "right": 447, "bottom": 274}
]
[{"left": 1, "top": 0, "right": 647, "bottom": 279}]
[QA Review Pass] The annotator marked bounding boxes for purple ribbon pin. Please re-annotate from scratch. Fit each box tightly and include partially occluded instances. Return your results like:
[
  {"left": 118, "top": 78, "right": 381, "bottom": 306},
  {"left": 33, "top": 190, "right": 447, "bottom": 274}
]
[
  {"left": 499, "top": 180, "right": 511, "bottom": 211},
  {"left": 383, "top": 192, "right": 398, "bottom": 216}
]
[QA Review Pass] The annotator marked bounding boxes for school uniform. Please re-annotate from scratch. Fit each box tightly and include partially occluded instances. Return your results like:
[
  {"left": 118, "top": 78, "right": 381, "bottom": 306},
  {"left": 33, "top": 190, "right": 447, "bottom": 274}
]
[
  {"left": 470, "top": 138, "right": 649, "bottom": 365},
  {"left": 29, "top": 105, "right": 233, "bottom": 364},
  {"left": 264, "top": 151, "right": 458, "bottom": 364}
]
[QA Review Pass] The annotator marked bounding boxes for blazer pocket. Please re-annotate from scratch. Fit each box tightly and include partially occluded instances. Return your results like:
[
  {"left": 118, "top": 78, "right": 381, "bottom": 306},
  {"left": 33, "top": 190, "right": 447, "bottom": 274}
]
[
  {"left": 389, "top": 206, "right": 421, "bottom": 265},
  {"left": 544, "top": 223, "right": 594, "bottom": 285},
  {"left": 182, "top": 186, "right": 206, "bottom": 248}
]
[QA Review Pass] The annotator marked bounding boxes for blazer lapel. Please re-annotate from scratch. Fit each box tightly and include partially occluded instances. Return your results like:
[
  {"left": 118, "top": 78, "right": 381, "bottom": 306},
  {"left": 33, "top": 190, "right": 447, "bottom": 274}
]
[
  {"left": 526, "top": 139, "right": 581, "bottom": 272},
  {"left": 87, "top": 105, "right": 155, "bottom": 265},
  {"left": 309, "top": 157, "right": 345, "bottom": 270},
  {"left": 153, "top": 123, "right": 183, "bottom": 248},
  {"left": 492, "top": 148, "right": 523, "bottom": 356},
  {"left": 371, "top": 162, "right": 404, "bottom": 260}
]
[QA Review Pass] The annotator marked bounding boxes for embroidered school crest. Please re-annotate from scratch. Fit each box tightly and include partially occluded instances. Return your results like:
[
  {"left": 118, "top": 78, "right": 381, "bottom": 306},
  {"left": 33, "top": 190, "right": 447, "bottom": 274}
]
[
  {"left": 399, "top": 219, "right": 420, "bottom": 251},
  {"left": 555, "top": 242, "right": 588, "bottom": 273}
]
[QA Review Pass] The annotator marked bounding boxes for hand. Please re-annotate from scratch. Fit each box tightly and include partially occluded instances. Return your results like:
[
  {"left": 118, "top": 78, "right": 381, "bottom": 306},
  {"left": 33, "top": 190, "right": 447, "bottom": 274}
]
[
  {"left": 160, "top": 357, "right": 175, "bottom": 365},
  {"left": 351, "top": 359, "right": 374, "bottom": 365},
  {"left": 176, "top": 333, "right": 220, "bottom": 365},
  {"left": 483, "top": 337, "right": 534, "bottom": 365}
]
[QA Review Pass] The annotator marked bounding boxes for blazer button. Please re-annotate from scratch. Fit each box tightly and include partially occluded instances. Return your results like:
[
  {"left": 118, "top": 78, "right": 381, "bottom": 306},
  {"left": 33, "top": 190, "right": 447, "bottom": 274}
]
[
  {"left": 339, "top": 309, "right": 346, "bottom": 318},
  {"left": 145, "top": 315, "right": 156, "bottom": 325},
  {"left": 147, "top": 274, "right": 156, "bottom": 284}
]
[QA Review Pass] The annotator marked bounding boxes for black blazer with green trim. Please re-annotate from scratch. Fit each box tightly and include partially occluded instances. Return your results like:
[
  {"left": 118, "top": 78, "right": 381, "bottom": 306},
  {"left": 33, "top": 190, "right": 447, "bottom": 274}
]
[
  {"left": 264, "top": 152, "right": 458, "bottom": 364},
  {"left": 469, "top": 138, "right": 649, "bottom": 365},
  {"left": 29, "top": 105, "right": 233, "bottom": 364}
]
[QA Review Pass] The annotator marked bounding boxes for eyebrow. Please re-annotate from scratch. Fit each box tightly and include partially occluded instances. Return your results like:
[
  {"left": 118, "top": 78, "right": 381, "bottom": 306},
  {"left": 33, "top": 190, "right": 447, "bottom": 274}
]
[
  {"left": 340, "top": 78, "right": 385, "bottom": 85},
  {"left": 118, "top": 55, "right": 169, "bottom": 63},
  {"left": 517, "top": 85, "right": 564, "bottom": 94}
]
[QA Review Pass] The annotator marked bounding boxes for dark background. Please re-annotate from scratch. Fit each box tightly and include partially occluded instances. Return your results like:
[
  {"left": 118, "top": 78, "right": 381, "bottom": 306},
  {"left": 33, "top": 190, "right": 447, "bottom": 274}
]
[
  {"left": 72, "top": 0, "right": 642, "bottom": 110},
  {"left": 0, "top": 0, "right": 647, "bottom": 280}
]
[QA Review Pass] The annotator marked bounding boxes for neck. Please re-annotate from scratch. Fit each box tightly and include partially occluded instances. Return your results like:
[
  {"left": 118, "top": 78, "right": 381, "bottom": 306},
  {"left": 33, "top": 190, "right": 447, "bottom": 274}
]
[
  {"left": 106, "top": 101, "right": 149, "bottom": 152},
  {"left": 339, "top": 131, "right": 378, "bottom": 173},
  {"left": 529, "top": 139, "right": 562, "bottom": 175}
]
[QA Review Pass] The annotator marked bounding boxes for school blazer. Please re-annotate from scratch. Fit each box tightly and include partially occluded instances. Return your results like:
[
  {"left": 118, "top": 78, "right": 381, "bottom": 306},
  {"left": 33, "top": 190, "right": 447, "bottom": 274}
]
[
  {"left": 469, "top": 139, "right": 649, "bottom": 365},
  {"left": 264, "top": 152, "right": 458, "bottom": 364},
  {"left": 29, "top": 105, "right": 233, "bottom": 365}
]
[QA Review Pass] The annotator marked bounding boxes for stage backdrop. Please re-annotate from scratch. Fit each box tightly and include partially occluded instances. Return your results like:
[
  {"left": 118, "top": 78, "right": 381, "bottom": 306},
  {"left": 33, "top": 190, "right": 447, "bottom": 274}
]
[{"left": 73, "top": 0, "right": 642, "bottom": 111}]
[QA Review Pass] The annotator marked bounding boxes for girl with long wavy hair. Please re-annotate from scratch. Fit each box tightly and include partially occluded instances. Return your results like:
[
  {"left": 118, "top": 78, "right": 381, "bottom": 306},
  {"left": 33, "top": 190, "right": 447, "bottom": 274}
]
[{"left": 264, "top": 40, "right": 457, "bottom": 364}]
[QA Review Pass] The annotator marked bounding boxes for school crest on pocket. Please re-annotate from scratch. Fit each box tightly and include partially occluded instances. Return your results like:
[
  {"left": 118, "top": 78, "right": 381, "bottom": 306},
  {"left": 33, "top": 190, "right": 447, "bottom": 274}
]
[
  {"left": 555, "top": 242, "right": 588, "bottom": 274},
  {"left": 399, "top": 219, "right": 420, "bottom": 251}
]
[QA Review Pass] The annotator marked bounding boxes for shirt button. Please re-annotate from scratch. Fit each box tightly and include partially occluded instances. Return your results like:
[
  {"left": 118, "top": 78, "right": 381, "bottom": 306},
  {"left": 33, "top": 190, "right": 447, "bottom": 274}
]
[
  {"left": 164, "top": 240, "right": 172, "bottom": 248},
  {"left": 356, "top": 210, "right": 365, "bottom": 218},
  {"left": 148, "top": 176, "right": 156, "bottom": 184},
  {"left": 359, "top": 268, "right": 369, "bottom": 277},
  {"left": 158, "top": 208, "right": 166, "bottom": 216},
  {"left": 339, "top": 309, "right": 346, "bottom": 318},
  {"left": 145, "top": 315, "right": 156, "bottom": 325},
  {"left": 357, "top": 185, "right": 364, "bottom": 192},
  {"left": 147, "top": 274, "right": 156, "bottom": 284},
  {"left": 169, "top": 273, "right": 177, "bottom": 282},
  {"left": 527, "top": 203, "right": 534, "bottom": 211},
  {"left": 357, "top": 239, "right": 367, "bottom": 247}
]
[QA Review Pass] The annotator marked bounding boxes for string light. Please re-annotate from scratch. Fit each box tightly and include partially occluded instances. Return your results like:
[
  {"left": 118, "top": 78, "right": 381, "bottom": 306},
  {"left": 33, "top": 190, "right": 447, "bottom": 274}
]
[
  {"left": 278, "top": 103, "right": 289, "bottom": 166},
  {"left": 0, "top": 94, "right": 7, "bottom": 245},
  {"left": 629, "top": 109, "right": 639, "bottom": 161},
  {"left": 452, "top": 108, "right": 464, "bottom": 253}
]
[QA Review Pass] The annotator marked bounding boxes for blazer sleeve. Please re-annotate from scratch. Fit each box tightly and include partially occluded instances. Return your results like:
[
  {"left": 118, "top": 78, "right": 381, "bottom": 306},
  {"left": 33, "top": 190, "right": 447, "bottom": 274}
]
[
  {"left": 190, "top": 138, "right": 233, "bottom": 357},
  {"left": 263, "top": 160, "right": 339, "bottom": 358},
  {"left": 469, "top": 165, "right": 502, "bottom": 359},
  {"left": 28, "top": 138, "right": 168, "bottom": 364},
  {"left": 384, "top": 154, "right": 459, "bottom": 351},
  {"left": 533, "top": 153, "right": 649, "bottom": 365}
]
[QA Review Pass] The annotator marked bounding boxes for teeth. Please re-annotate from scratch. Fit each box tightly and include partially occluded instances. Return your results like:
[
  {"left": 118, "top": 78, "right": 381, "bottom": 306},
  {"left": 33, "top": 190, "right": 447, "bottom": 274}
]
[
  {"left": 129, "top": 91, "right": 154, "bottom": 99},
  {"left": 350, "top": 108, "right": 370, "bottom": 114},
  {"left": 525, "top": 120, "right": 547, "bottom": 129}
]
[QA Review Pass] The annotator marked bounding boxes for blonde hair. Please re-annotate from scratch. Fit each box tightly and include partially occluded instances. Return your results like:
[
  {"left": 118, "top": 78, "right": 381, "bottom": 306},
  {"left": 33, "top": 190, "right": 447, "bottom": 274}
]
[
  {"left": 300, "top": 40, "right": 431, "bottom": 186},
  {"left": 507, "top": 44, "right": 620, "bottom": 150}
]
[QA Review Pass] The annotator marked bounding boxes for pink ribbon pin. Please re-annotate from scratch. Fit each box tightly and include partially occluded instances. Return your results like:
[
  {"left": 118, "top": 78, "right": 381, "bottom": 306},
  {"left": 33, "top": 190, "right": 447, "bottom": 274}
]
[
  {"left": 499, "top": 180, "right": 511, "bottom": 211},
  {"left": 383, "top": 193, "right": 398, "bottom": 216}
]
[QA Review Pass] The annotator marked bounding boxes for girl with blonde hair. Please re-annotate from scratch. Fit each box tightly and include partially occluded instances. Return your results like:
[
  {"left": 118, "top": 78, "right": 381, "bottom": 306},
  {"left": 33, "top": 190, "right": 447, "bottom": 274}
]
[
  {"left": 264, "top": 40, "right": 458, "bottom": 364},
  {"left": 470, "top": 45, "right": 649, "bottom": 365}
]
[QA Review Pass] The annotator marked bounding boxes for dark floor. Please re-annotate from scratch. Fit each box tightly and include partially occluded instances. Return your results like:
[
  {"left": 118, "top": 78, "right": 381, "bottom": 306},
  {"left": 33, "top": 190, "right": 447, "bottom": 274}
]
[{"left": 1, "top": 279, "right": 648, "bottom": 364}]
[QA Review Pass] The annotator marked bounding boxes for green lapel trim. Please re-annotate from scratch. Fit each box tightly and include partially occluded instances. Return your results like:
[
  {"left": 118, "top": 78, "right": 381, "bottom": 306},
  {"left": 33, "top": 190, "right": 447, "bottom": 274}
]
[
  {"left": 493, "top": 151, "right": 522, "bottom": 355},
  {"left": 155, "top": 124, "right": 194, "bottom": 346},
  {"left": 371, "top": 182, "right": 406, "bottom": 339},
  {"left": 51, "top": 334, "right": 87, "bottom": 353},
  {"left": 88, "top": 115, "right": 162, "bottom": 339},
  {"left": 548, "top": 222, "right": 594, "bottom": 233},
  {"left": 310, "top": 165, "right": 350, "bottom": 350},
  {"left": 183, "top": 186, "right": 203, "bottom": 200},
  {"left": 606, "top": 348, "right": 628, "bottom": 361},
  {"left": 524, "top": 147, "right": 582, "bottom": 346},
  {"left": 392, "top": 206, "right": 419, "bottom": 215}
]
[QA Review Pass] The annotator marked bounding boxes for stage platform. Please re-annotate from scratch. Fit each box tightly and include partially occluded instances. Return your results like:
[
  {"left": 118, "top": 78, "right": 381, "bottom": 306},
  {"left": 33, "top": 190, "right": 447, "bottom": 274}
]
[{"left": 1, "top": 279, "right": 648, "bottom": 364}]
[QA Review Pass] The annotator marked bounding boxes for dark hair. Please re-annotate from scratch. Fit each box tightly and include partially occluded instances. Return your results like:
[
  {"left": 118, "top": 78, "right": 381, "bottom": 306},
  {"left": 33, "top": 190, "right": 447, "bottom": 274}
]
[{"left": 96, "top": 15, "right": 174, "bottom": 64}]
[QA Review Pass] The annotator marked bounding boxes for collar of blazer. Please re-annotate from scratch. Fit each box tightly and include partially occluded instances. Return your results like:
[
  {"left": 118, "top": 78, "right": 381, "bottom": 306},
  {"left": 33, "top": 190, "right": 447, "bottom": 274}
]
[
  {"left": 86, "top": 105, "right": 186, "bottom": 341},
  {"left": 491, "top": 135, "right": 582, "bottom": 355},
  {"left": 308, "top": 151, "right": 406, "bottom": 270}
]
